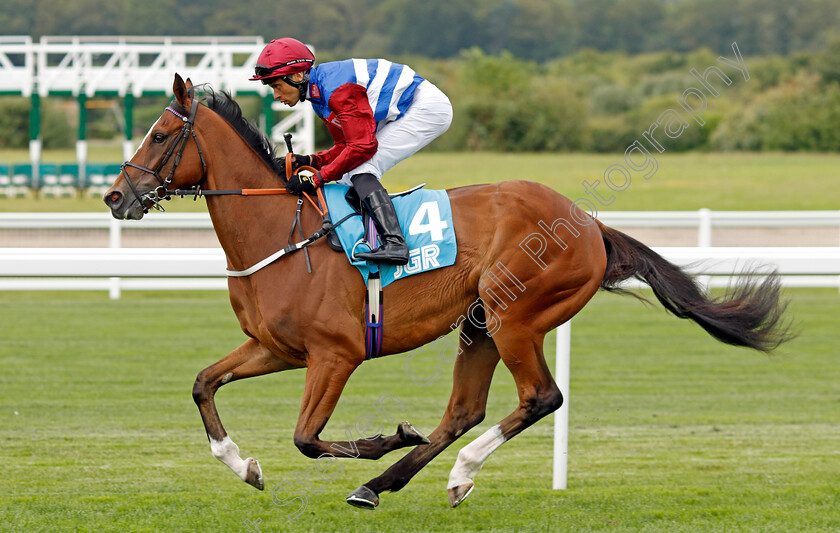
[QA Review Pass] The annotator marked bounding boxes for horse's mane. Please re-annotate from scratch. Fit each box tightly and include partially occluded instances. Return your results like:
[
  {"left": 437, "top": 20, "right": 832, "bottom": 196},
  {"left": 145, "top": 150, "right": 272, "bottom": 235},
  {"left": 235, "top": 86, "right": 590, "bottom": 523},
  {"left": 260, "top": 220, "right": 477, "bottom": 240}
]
[{"left": 200, "top": 87, "right": 286, "bottom": 176}]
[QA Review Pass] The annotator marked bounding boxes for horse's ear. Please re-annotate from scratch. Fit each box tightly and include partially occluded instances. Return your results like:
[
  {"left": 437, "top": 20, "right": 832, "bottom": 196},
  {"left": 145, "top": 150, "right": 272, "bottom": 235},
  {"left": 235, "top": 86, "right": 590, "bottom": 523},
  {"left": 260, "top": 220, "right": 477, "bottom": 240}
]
[{"left": 173, "top": 73, "right": 191, "bottom": 107}]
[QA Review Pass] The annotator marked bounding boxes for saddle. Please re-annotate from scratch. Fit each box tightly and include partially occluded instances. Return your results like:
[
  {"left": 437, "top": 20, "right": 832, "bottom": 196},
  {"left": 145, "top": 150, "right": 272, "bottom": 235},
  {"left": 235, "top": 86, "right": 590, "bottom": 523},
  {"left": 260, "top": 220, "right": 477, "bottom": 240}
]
[{"left": 325, "top": 184, "right": 425, "bottom": 253}]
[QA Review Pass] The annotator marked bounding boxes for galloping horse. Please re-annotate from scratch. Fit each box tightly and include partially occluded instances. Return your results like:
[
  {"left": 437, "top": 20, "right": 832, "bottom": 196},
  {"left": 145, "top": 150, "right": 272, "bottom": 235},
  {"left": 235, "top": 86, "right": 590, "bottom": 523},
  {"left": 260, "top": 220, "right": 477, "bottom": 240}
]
[{"left": 104, "top": 75, "right": 791, "bottom": 509}]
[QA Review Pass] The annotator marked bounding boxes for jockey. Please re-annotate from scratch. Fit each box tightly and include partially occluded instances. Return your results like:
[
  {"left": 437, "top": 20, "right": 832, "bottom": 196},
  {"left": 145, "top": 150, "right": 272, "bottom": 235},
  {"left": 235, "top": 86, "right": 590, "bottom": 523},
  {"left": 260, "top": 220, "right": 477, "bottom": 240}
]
[{"left": 250, "top": 38, "right": 453, "bottom": 265}]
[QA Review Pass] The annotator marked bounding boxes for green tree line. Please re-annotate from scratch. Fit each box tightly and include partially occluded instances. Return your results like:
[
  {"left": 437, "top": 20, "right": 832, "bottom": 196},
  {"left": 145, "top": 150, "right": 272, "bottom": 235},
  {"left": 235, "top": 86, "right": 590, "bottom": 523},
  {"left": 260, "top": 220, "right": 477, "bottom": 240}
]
[
  {"left": 2, "top": 0, "right": 840, "bottom": 60},
  {"left": 5, "top": 39, "right": 840, "bottom": 153},
  {"left": 430, "top": 40, "right": 840, "bottom": 152}
]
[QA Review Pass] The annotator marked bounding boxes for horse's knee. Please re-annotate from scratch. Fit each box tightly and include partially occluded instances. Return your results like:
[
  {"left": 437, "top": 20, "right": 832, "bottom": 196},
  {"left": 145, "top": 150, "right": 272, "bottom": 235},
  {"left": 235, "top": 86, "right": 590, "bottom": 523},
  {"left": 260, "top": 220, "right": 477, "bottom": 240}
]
[
  {"left": 293, "top": 434, "right": 321, "bottom": 459},
  {"left": 192, "top": 372, "right": 213, "bottom": 405},
  {"left": 192, "top": 367, "right": 236, "bottom": 405}
]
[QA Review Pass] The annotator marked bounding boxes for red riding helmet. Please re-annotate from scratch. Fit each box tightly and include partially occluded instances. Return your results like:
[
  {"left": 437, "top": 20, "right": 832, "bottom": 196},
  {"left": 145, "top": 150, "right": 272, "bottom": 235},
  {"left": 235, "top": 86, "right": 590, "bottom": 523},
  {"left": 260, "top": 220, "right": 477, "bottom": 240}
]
[{"left": 250, "top": 38, "right": 315, "bottom": 81}]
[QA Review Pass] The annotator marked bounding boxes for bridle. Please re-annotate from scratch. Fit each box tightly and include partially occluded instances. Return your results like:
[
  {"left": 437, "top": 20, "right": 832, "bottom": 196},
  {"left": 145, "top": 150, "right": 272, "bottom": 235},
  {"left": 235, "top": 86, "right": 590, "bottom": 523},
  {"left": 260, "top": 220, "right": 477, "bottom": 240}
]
[
  {"left": 117, "top": 95, "right": 353, "bottom": 276},
  {"left": 121, "top": 97, "right": 207, "bottom": 213}
]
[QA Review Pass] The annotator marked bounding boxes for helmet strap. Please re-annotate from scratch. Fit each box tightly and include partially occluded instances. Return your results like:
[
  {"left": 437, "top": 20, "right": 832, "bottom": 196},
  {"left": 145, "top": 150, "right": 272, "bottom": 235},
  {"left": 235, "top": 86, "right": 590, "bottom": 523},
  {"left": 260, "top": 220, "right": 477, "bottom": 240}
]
[{"left": 281, "top": 71, "right": 310, "bottom": 102}]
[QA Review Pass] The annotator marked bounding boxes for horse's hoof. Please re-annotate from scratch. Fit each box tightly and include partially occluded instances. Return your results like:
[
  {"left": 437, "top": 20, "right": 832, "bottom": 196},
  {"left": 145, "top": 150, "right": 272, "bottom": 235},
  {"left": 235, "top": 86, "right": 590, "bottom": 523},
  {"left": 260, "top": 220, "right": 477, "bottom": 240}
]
[
  {"left": 244, "top": 457, "right": 264, "bottom": 490},
  {"left": 398, "top": 421, "right": 431, "bottom": 445},
  {"left": 346, "top": 485, "right": 379, "bottom": 509},
  {"left": 448, "top": 481, "right": 474, "bottom": 508}
]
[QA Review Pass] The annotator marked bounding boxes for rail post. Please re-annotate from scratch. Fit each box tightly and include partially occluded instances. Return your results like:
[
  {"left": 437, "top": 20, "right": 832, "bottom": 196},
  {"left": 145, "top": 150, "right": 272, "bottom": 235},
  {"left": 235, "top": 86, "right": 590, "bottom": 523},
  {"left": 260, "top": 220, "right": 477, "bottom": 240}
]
[
  {"left": 108, "top": 217, "right": 122, "bottom": 299},
  {"left": 553, "top": 320, "right": 571, "bottom": 490}
]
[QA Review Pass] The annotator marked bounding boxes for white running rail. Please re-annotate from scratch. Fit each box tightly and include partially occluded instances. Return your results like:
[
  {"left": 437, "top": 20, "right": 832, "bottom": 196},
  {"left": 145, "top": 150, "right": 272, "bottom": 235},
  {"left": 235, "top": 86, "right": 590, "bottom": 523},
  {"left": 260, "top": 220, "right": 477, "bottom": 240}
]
[{"left": 2, "top": 210, "right": 840, "bottom": 491}]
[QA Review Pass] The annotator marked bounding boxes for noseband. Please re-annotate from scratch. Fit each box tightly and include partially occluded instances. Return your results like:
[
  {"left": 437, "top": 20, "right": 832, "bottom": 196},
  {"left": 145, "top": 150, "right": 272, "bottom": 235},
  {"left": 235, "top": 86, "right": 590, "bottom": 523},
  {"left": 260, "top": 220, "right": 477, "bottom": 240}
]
[{"left": 121, "top": 97, "right": 207, "bottom": 213}]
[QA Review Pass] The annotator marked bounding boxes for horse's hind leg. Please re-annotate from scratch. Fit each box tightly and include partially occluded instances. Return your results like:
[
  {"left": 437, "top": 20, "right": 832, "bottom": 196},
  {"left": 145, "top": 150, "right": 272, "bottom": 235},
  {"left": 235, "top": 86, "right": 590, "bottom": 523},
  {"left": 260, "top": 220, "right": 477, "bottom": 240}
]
[
  {"left": 346, "top": 317, "right": 501, "bottom": 509},
  {"left": 446, "top": 326, "right": 562, "bottom": 507},
  {"left": 192, "top": 338, "right": 298, "bottom": 490}
]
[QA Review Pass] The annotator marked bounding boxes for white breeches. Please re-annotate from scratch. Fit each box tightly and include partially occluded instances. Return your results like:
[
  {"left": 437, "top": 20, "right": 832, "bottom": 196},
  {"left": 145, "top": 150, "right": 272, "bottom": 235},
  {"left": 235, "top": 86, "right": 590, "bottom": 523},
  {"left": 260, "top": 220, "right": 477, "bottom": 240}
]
[{"left": 336, "top": 80, "right": 453, "bottom": 185}]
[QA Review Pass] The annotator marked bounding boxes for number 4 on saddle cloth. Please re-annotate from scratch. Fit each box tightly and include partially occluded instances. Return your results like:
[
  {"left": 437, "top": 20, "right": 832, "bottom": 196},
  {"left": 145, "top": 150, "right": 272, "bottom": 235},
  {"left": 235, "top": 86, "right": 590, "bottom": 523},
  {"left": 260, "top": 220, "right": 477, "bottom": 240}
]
[
  {"left": 321, "top": 183, "right": 458, "bottom": 359},
  {"left": 322, "top": 183, "right": 457, "bottom": 285}
]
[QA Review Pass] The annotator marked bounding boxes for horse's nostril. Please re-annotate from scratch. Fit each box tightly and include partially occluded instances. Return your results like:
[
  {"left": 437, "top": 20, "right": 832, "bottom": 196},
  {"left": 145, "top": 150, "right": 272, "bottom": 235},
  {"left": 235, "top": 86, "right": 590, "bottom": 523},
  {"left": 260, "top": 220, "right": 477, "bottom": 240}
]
[{"left": 107, "top": 191, "right": 122, "bottom": 205}]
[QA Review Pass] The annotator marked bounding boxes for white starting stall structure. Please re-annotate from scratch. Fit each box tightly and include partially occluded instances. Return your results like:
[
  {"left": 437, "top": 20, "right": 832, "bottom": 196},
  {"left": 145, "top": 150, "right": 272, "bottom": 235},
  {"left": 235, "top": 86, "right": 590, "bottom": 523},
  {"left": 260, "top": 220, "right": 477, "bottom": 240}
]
[{"left": 0, "top": 35, "right": 314, "bottom": 192}]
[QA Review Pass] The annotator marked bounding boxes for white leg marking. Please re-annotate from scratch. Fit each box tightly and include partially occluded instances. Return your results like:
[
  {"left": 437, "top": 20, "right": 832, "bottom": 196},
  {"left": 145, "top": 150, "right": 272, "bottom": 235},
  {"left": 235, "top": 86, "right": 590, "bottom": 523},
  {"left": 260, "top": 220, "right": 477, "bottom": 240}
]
[
  {"left": 210, "top": 435, "right": 250, "bottom": 480},
  {"left": 447, "top": 424, "right": 506, "bottom": 489}
]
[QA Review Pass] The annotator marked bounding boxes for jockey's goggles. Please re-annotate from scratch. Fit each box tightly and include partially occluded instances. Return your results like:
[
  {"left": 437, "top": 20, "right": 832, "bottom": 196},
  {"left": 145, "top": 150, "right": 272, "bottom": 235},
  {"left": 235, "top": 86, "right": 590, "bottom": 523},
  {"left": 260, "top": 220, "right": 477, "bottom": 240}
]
[{"left": 253, "top": 58, "right": 314, "bottom": 79}]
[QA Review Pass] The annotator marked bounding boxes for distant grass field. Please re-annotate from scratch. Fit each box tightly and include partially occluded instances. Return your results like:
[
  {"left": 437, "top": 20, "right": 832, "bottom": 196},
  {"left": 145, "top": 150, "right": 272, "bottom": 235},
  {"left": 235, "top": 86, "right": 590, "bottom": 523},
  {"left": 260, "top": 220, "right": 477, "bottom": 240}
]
[
  {"left": 1, "top": 150, "right": 839, "bottom": 212},
  {"left": 1, "top": 288, "right": 838, "bottom": 532}
]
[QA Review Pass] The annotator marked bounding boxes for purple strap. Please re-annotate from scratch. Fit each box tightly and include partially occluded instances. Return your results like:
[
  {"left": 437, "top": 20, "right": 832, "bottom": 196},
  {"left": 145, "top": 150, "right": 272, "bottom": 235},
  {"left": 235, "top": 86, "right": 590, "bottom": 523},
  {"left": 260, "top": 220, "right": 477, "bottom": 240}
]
[
  {"left": 365, "top": 219, "right": 383, "bottom": 360},
  {"left": 365, "top": 299, "right": 383, "bottom": 360}
]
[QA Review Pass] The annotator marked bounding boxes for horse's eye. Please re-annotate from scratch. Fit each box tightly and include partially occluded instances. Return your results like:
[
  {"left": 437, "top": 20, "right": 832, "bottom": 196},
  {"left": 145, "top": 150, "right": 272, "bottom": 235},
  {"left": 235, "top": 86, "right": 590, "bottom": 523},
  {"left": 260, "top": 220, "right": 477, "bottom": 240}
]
[{"left": 152, "top": 133, "right": 166, "bottom": 143}]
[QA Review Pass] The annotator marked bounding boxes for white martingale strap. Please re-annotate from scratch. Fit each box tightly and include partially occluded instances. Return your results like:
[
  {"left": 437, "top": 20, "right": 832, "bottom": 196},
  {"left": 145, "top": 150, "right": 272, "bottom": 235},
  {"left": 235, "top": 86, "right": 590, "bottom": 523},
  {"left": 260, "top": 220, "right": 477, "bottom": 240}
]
[
  {"left": 225, "top": 214, "right": 351, "bottom": 277},
  {"left": 225, "top": 247, "right": 295, "bottom": 277},
  {"left": 225, "top": 238, "right": 314, "bottom": 277}
]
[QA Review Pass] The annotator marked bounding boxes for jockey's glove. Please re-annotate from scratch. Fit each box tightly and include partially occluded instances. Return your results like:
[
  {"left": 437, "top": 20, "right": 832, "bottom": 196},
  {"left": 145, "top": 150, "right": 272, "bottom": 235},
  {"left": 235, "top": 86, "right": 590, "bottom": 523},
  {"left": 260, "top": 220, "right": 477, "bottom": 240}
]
[
  {"left": 291, "top": 153, "right": 315, "bottom": 169},
  {"left": 285, "top": 171, "right": 323, "bottom": 195},
  {"left": 274, "top": 154, "right": 316, "bottom": 180}
]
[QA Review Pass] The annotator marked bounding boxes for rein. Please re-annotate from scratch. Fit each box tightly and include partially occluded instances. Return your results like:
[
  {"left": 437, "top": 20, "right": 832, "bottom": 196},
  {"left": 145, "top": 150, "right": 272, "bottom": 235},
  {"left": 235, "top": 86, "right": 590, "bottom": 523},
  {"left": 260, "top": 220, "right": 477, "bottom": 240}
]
[
  {"left": 120, "top": 99, "right": 347, "bottom": 276},
  {"left": 165, "top": 163, "right": 328, "bottom": 217}
]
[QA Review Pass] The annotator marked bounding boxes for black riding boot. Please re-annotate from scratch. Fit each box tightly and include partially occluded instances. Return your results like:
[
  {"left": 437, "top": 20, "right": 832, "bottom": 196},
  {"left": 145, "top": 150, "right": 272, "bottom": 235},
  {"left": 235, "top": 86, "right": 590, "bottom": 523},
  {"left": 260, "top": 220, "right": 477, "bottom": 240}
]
[{"left": 351, "top": 174, "right": 409, "bottom": 265}]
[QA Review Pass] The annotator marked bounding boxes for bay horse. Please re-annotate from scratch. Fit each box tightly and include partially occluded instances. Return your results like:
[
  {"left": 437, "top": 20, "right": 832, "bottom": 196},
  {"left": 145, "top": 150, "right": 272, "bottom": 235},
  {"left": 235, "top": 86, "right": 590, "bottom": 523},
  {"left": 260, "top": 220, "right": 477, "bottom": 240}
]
[{"left": 104, "top": 74, "right": 791, "bottom": 509}]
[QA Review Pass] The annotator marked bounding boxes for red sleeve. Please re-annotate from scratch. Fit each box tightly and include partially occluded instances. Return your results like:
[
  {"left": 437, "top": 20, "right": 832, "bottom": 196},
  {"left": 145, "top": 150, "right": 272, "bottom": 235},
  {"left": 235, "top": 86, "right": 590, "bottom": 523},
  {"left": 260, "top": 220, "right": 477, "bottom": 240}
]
[{"left": 312, "top": 83, "right": 378, "bottom": 182}]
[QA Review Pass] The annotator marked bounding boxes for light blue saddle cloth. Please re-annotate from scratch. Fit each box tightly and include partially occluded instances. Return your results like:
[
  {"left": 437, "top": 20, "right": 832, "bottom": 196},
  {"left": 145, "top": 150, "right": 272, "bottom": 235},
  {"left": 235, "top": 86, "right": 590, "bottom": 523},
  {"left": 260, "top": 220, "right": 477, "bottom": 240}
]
[{"left": 322, "top": 184, "right": 457, "bottom": 288}]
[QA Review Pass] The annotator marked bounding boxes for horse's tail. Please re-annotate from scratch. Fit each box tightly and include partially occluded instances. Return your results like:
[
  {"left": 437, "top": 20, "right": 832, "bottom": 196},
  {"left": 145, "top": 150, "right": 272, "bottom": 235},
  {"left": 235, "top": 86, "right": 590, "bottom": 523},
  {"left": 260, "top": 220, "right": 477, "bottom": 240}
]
[{"left": 596, "top": 221, "right": 793, "bottom": 353}]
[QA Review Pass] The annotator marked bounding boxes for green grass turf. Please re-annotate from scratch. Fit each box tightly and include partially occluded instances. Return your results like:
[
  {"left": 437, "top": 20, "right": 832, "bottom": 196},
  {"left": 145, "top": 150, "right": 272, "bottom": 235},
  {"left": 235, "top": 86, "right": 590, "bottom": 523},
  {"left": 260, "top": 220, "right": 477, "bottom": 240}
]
[
  {"left": 1, "top": 288, "right": 838, "bottom": 532},
  {"left": 1, "top": 151, "right": 838, "bottom": 212}
]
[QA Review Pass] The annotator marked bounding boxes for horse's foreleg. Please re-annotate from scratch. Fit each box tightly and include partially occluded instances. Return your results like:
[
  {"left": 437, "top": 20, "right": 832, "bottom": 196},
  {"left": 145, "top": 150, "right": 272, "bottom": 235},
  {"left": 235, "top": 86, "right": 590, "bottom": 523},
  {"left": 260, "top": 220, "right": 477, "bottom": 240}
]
[
  {"left": 292, "top": 353, "right": 428, "bottom": 462},
  {"left": 347, "top": 319, "right": 501, "bottom": 509},
  {"left": 193, "top": 338, "right": 297, "bottom": 490}
]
